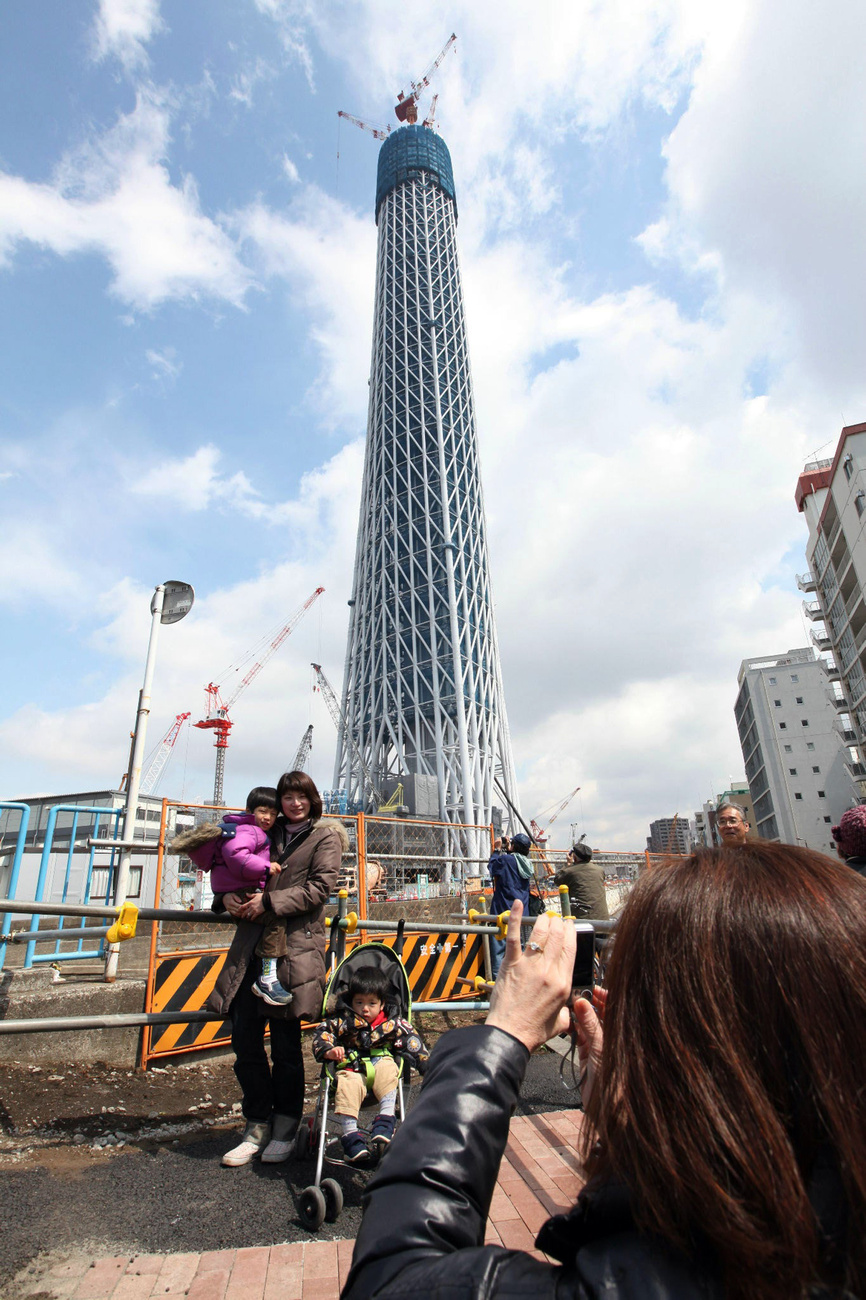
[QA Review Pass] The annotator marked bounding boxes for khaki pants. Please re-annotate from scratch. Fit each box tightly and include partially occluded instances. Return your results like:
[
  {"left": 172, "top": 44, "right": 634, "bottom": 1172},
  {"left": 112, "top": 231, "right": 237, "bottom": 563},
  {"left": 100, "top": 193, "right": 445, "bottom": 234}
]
[{"left": 334, "top": 1056, "right": 399, "bottom": 1118}]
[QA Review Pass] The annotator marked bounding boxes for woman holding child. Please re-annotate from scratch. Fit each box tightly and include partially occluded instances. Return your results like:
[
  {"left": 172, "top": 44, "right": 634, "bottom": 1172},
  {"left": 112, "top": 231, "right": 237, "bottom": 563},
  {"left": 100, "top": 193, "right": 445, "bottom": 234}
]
[{"left": 206, "top": 770, "right": 345, "bottom": 1168}]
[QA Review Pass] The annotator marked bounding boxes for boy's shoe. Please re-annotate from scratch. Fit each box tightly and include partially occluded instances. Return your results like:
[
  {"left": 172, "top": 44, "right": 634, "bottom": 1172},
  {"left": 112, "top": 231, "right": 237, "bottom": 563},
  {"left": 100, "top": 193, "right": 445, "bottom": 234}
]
[
  {"left": 221, "top": 1119, "right": 271, "bottom": 1167},
  {"left": 340, "top": 1130, "right": 372, "bottom": 1165},
  {"left": 252, "top": 977, "right": 294, "bottom": 1007},
  {"left": 370, "top": 1114, "right": 396, "bottom": 1149}
]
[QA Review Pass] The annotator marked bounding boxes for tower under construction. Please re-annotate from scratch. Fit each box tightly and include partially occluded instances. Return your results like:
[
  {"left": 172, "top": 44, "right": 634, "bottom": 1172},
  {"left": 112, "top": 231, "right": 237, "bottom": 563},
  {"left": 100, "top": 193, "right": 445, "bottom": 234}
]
[{"left": 334, "top": 122, "right": 519, "bottom": 828}]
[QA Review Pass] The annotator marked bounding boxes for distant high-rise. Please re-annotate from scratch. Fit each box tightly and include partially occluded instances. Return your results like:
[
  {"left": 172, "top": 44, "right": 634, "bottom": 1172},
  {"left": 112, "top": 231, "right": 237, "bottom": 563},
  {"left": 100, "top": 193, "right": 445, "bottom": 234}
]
[
  {"left": 734, "top": 647, "right": 857, "bottom": 850},
  {"left": 335, "top": 125, "right": 518, "bottom": 827},
  {"left": 646, "top": 817, "right": 693, "bottom": 855}
]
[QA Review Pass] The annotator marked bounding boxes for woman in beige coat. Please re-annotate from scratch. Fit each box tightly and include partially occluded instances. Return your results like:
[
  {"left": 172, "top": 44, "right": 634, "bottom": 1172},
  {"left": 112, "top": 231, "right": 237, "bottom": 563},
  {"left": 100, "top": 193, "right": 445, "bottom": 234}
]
[{"left": 207, "top": 770, "right": 346, "bottom": 1166}]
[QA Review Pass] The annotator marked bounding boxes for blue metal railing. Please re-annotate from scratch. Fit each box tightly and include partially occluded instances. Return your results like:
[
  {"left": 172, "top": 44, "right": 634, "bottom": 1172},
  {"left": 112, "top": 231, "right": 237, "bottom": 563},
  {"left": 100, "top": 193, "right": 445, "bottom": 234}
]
[{"left": 0, "top": 802, "right": 31, "bottom": 972}]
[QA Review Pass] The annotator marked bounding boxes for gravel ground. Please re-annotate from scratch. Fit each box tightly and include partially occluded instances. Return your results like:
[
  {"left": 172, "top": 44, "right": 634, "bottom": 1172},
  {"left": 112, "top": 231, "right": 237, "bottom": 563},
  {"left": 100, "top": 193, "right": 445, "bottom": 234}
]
[{"left": 0, "top": 1014, "right": 583, "bottom": 1293}]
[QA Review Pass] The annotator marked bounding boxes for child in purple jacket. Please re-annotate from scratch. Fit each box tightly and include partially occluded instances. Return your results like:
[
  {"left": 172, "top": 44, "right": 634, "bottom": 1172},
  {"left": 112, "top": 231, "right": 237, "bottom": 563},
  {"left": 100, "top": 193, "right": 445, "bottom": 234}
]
[{"left": 171, "top": 786, "right": 292, "bottom": 1006}]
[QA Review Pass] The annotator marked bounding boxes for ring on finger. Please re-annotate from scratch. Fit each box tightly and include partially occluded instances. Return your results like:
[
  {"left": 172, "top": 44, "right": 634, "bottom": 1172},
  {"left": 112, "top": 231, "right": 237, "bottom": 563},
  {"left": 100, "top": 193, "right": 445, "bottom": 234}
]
[{"left": 527, "top": 940, "right": 545, "bottom": 953}]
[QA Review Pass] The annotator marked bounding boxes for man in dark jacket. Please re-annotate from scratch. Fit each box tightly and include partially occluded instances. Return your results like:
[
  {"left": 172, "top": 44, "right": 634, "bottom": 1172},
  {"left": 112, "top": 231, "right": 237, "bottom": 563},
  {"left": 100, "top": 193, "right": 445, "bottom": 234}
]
[
  {"left": 487, "top": 833, "right": 533, "bottom": 977},
  {"left": 550, "top": 840, "right": 609, "bottom": 920}
]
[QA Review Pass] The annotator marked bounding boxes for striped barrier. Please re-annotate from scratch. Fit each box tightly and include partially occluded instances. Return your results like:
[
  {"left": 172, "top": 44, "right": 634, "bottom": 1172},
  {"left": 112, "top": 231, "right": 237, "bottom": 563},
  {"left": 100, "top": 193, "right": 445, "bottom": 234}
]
[{"left": 141, "top": 929, "right": 485, "bottom": 1065}]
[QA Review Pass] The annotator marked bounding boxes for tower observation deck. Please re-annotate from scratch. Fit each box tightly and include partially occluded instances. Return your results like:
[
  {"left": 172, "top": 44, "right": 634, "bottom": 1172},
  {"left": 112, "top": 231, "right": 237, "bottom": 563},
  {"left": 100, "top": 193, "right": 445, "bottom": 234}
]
[{"left": 335, "top": 124, "right": 519, "bottom": 832}]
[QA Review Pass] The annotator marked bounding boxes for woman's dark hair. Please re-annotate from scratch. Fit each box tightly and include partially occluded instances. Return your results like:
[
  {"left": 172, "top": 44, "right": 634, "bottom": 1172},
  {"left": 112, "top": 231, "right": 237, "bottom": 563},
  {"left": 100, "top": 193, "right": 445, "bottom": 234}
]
[
  {"left": 580, "top": 842, "right": 866, "bottom": 1300},
  {"left": 275, "top": 770, "right": 323, "bottom": 821},
  {"left": 348, "top": 966, "right": 389, "bottom": 1002},
  {"left": 245, "top": 786, "right": 277, "bottom": 813}
]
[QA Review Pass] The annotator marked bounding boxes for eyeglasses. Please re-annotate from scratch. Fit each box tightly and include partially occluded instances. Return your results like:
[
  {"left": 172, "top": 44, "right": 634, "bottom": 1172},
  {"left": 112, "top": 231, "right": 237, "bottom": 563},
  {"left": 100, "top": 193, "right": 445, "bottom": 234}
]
[{"left": 718, "top": 817, "right": 745, "bottom": 826}]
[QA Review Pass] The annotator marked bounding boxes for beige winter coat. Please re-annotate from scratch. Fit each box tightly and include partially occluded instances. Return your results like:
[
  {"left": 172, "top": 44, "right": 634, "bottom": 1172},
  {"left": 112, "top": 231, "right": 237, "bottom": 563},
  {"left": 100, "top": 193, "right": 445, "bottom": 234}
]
[{"left": 206, "top": 817, "right": 347, "bottom": 1022}]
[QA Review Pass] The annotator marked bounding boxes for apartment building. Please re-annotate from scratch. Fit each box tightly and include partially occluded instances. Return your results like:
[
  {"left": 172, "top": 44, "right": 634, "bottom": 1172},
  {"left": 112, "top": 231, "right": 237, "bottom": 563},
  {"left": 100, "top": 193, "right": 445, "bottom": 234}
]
[
  {"left": 795, "top": 421, "right": 866, "bottom": 796},
  {"left": 647, "top": 817, "right": 693, "bottom": 855},
  {"left": 734, "top": 649, "right": 857, "bottom": 851}
]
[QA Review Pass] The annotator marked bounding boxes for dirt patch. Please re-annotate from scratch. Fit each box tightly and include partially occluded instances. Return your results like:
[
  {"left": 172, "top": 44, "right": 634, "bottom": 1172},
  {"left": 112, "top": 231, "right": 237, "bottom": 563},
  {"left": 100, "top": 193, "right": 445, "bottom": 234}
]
[{"left": 0, "top": 1009, "right": 481, "bottom": 1171}]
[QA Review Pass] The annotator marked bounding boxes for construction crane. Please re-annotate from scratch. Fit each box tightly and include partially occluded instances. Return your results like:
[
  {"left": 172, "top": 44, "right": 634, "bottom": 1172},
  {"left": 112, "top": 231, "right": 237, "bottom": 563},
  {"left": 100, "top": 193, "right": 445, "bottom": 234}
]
[
  {"left": 291, "top": 724, "right": 314, "bottom": 773},
  {"left": 422, "top": 94, "right": 439, "bottom": 130},
  {"left": 395, "top": 33, "right": 456, "bottom": 123},
  {"left": 195, "top": 588, "right": 325, "bottom": 806},
  {"left": 336, "top": 110, "right": 391, "bottom": 140},
  {"left": 311, "top": 662, "right": 383, "bottom": 809},
  {"left": 139, "top": 712, "right": 191, "bottom": 796},
  {"left": 534, "top": 785, "right": 581, "bottom": 840}
]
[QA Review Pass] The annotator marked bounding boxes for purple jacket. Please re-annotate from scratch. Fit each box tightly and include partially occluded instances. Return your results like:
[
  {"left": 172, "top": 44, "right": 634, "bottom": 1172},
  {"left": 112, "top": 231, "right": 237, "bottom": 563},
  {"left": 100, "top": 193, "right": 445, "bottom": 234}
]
[{"left": 186, "top": 813, "right": 273, "bottom": 893}]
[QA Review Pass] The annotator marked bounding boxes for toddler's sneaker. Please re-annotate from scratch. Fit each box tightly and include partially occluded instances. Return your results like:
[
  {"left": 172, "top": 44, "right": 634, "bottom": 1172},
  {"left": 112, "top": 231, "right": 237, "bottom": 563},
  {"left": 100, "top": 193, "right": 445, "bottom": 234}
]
[
  {"left": 252, "top": 977, "right": 293, "bottom": 1007},
  {"left": 340, "top": 1130, "right": 372, "bottom": 1165},
  {"left": 370, "top": 1114, "right": 396, "bottom": 1151}
]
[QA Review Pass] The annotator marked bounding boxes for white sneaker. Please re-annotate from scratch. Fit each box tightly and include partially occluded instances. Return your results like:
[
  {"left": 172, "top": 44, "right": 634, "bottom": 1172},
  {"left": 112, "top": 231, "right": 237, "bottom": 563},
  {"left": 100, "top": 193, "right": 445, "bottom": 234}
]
[
  {"left": 221, "top": 1120, "right": 271, "bottom": 1167},
  {"left": 260, "top": 1138, "right": 294, "bottom": 1163}
]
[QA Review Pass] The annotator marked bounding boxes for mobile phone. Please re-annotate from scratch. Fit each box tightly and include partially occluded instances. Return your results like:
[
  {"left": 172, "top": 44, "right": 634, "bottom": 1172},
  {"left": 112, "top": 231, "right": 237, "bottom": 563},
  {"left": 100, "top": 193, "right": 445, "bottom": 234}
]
[{"left": 573, "top": 922, "right": 595, "bottom": 995}]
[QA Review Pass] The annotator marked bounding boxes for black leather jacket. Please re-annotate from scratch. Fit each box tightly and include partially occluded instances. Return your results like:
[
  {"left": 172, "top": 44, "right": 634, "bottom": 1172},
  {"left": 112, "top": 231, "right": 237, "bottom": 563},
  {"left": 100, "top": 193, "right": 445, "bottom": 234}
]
[{"left": 342, "top": 1025, "right": 726, "bottom": 1299}]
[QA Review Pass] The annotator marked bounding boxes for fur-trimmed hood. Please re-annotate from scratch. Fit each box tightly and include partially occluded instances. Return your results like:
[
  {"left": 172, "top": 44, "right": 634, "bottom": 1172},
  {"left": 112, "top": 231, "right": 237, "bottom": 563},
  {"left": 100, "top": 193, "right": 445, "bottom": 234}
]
[{"left": 169, "top": 821, "right": 222, "bottom": 854}]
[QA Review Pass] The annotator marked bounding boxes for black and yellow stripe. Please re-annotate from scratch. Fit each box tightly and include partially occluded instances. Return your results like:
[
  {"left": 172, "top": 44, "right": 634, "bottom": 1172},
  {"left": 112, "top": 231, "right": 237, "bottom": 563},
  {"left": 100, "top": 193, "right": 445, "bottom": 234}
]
[
  {"left": 145, "top": 950, "right": 231, "bottom": 1061},
  {"left": 348, "top": 930, "right": 484, "bottom": 1002}
]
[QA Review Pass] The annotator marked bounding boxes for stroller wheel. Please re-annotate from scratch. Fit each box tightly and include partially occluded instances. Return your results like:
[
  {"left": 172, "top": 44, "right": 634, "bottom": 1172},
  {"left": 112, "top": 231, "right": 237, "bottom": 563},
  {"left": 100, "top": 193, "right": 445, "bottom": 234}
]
[
  {"left": 298, "top": 1185, "right": 326, "bottom": 1231},
  {"left": 295, "top": 1117, "right": 313, "bottom": 1160},
  {"left": 320, "top": 1177, "right": 343, "bottom": 1223}
]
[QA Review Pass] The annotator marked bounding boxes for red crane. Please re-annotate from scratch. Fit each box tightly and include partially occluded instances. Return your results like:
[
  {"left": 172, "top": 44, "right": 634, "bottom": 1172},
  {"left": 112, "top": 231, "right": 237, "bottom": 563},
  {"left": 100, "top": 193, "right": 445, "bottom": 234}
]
[
  {"left": 336, "top": 111, "right": 391, "bottom": 141},
  {"left": 395, "top": 33, "right": 456, "bottom": 123},
  {"left": 534, "top": 786, "right": 581, "bottom": 841},
  {"left": 195, "top": 587, "right": 325, "bottom": 806}
]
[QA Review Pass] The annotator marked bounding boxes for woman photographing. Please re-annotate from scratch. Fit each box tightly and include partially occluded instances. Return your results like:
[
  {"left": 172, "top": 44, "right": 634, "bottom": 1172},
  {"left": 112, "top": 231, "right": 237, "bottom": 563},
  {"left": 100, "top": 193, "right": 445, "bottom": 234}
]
[
  {"left": 207, "top": 770, "right": 345, "bottom": 1167},
  {"left": 344, "top": 842, "right": 866, "bottom": 1299}
]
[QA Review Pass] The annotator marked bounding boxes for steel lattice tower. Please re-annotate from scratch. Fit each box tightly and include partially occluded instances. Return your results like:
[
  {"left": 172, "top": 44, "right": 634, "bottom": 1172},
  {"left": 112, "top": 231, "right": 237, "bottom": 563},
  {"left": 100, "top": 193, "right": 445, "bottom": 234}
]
[{"left": 334, "top": 125, "right": 519, "bottom": 829}]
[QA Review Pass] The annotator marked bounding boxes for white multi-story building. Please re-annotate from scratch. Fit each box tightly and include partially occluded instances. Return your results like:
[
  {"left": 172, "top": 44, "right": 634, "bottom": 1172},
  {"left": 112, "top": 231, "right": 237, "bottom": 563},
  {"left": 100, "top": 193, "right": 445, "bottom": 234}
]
[
  {"left": 734, "top": 649, "right": 858, "bottom": 850},
  {"left": 795, "top": 421, "right": 866, "bottom": 794},
  {"left": 646, "top": 817, "right": 693, "bottom": 854}
]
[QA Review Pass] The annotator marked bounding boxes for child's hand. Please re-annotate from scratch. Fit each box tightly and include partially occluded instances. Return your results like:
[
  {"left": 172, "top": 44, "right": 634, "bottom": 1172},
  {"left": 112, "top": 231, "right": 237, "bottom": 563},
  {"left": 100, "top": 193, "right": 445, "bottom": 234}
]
[
  {"left": 268, "top": 862, "right": 281, "bottom": 876},
  {"left": 325, "top": 1047, "right": 345, "bottom": 1062}
]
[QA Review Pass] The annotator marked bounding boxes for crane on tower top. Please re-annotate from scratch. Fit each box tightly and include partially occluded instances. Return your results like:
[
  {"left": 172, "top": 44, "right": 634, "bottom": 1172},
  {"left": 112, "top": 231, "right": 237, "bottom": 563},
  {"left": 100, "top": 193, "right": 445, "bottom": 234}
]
[
  {"left": 336, "top": 111, "right": 391, "bottom": 141},
  {"left": 395, "top": 33, "right": 456, "bottom": 123},
  {"left": 311, "top": 662, "right": 382, "bottom": 808},
  {"left": 195, "top": 587, "right": 325, "bottom": 807}
]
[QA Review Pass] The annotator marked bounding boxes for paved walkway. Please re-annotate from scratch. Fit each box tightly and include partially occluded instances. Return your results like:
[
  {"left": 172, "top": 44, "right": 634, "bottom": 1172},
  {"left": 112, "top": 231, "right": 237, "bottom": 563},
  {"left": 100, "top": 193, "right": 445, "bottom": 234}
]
[{"left": 17, "top": 1110, "right": 584, "bottom": 1299}]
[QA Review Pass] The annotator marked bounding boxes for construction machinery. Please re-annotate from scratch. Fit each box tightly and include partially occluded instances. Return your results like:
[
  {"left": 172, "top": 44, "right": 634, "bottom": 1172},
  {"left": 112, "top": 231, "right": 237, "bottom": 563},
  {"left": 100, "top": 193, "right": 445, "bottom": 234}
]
[
  {"left": 195, "top": 588, "right": 325, "bottom": 806},
  {"left": 311, "top": 662, "right": 383, "bottom": 810},
  {"left": 291, "top": 724, "right": 314, "bottom": 773},
  {"left": 394, "top": 33, "right": 456, "bottom": 122},
  {"left": 139, "top": 712, "right": 191, "bottom": 796},
  {"left": 533, "top": 785, "right": 581, "bottom": 842},
  {"left": 336, "top": 110, "right": 391, "bottom": 140}
]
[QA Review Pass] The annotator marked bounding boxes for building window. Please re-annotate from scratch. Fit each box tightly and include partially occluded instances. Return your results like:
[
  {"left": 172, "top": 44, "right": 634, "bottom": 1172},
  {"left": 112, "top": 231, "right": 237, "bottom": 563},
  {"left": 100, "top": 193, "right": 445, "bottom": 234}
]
[
  {"left": 128, "top": 865, "right": 143, "bottom": 898},
  {"left": 794, "top": 792, "right": 803, "bottom": 801},
  {"left": 801, "top": 719, "right": 809, "bottom": 726},
  {"left": 790, "top": 674, "right": 799, "bottom": 683},
  {"left": 784, "top": 744, "right": 793, "bottom": 753},
  {"left": 812, "top": 765, "right": 820, "bottom": 773},
  {"left": 795, "top": 696, "right": 803, "bottom": 704},
  {"left": 774, "top": 699, "right": 782, "bottom": 707},
  {"left": 806, "top": 742, "right": 815, "bottom": 751},
  {"left": 768, "top": 676, "right": 777, "bottom": 684},
  {"left": 780, "top": 722, "right": 787, "bottom": 730},
  {"left": 824, "top": 816, "right": 832, "bottom": 823},
  {"left": 856, "top": 490, "right": 866, "bottom": 517},
  {"left": 844, "top": 453, "right": 854, "bottom": 480},
  {"left": 789, "top": 768, "right": 797, "bottom": 775},
  {"left": 818, "top": 790, "right": 826, "bottom": 798}
]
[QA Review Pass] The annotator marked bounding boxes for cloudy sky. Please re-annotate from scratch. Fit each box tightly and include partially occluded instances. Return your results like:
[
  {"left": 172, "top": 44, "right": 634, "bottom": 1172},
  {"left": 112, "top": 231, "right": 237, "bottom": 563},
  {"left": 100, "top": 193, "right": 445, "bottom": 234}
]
[{"left": 1, "top": 0, "right": 864, "bottom": 848}]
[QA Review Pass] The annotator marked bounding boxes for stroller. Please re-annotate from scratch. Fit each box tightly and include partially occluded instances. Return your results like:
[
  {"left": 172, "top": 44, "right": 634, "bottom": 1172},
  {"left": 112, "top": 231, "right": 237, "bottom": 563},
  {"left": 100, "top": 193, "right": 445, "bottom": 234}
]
[{"left": 295, "top": 940, "right": 415, "bottom": 1230}]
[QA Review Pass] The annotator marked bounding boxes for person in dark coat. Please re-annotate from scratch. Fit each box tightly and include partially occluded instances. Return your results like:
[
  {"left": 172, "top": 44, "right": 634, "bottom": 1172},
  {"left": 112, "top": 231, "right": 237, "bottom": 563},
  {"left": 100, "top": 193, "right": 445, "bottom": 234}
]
[
  {"left": 206, "top": 770, "right": 344, "bottom": 1167},
  {"left": 343, "top": 843, "right": 866, "bottom": 1300},
  {"left": 831, "top": 804, "right": 866, "bottom": 877},
  {"left": 549, "top": 839, "right": 609, "bottom": 920},
  {"left": 486, "top": 832, "right": 533, "bottom": 977}
]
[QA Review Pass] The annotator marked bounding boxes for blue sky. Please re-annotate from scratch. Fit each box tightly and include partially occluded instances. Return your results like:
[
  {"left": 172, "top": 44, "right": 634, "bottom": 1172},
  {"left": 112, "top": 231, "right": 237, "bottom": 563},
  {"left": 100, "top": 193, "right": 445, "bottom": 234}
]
[{"left": 1, "top": 0, "right": 865, "bottom": 847}]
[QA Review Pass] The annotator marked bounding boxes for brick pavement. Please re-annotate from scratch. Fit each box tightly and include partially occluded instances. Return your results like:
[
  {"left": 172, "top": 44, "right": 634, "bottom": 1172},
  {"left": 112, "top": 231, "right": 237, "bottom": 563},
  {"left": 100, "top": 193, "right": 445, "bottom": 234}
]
[{"left": 16, "top": 1110, "right": 585, "bottom": 1299}]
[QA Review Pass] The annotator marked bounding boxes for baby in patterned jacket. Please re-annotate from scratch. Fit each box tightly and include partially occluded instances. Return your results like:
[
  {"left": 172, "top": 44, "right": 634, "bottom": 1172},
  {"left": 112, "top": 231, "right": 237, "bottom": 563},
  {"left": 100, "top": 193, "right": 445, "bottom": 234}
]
[{"left": 312, "top": 965, "right": 428, "bottom": 1165}]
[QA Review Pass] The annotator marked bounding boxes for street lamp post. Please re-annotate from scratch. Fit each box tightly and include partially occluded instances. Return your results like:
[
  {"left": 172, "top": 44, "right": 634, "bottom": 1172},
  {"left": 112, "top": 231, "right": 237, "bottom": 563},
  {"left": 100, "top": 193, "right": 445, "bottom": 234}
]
[{"left": 104, "top": 581, "right": 194, "bottom": 982}]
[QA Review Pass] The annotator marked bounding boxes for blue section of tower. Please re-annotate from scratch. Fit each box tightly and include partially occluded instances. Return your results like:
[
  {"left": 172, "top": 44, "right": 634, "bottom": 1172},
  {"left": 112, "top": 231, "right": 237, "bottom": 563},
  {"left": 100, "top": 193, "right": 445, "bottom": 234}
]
[{"left": 375, "top": 125, "right": 457, "bottom": 222}]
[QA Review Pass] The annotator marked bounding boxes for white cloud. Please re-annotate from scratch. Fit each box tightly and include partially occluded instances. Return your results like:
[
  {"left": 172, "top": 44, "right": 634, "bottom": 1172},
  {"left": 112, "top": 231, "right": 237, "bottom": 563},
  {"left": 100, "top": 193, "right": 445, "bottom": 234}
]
[
  {"left": 93, "top": 0, "right": 165, "bottom": 71},
  {"left": 145, "top": 346, "right": 182, "bottom": 381},
  {"left": 282, "top": 154, "right": 301, "bottom": 184},
  {"left": 0, "top": 91, "right": 253, "bottom": 310}
]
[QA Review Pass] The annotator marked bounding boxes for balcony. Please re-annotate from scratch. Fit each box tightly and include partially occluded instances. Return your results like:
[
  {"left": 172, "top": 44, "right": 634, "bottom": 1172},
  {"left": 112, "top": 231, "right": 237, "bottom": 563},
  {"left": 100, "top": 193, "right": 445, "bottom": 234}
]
[
  {"left": 835, "top": 720, "right": 858, "bottom": 744},
  {"left": 796, "top": 572, "right": 817, "bottom": 593},
  {"left": 802, "top": 600, "right": 824, "bottom": 621},
  {"left": 824, "top": 659, "right": 841, "bottom": 681},
  {"left": 846, "top": 760, "right": 866, "bottom": 779},
  {"left": 810, "top": 627, "right": 832, "bottom": 652},
  {"left": 826, "top": 688, "right": 847, "bottom": 709}
]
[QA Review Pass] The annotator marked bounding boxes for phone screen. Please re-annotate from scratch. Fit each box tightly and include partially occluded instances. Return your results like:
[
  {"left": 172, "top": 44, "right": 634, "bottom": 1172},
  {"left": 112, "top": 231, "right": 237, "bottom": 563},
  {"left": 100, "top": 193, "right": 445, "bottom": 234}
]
[{"left": 573, "top": 922, "right": 595, "bottom": 994}]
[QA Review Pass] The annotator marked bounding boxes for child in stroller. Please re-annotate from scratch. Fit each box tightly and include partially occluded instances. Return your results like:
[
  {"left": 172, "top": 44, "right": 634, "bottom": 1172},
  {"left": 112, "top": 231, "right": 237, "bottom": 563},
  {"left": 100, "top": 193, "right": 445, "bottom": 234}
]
[{"left": 312, "top": 962, "right": 429, "bottom": 1165}]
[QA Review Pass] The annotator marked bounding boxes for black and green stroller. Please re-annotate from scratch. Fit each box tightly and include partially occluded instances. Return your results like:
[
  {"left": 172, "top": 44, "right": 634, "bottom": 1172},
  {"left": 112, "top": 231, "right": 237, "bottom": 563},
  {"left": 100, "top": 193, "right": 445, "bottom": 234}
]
[{"left": 294, "top": 940, "right": 415, "bottom": 1231}]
